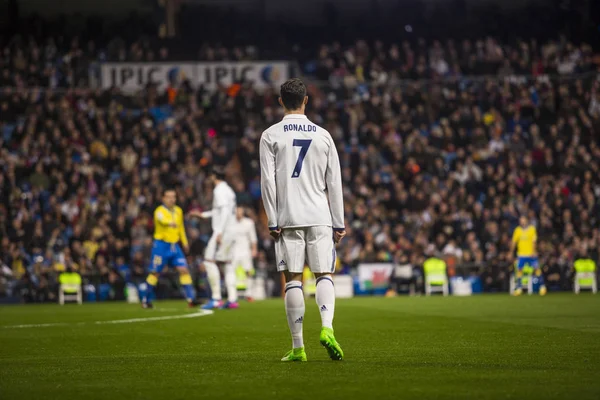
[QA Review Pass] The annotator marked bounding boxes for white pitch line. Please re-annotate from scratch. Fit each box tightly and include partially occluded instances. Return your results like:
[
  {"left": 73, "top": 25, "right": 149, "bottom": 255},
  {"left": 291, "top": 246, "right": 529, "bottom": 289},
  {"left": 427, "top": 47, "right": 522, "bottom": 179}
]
[
  {"left": 2, "top": 322, "right": 73, "bottom": 329},
  {"left": 94, "top": 310, "right": 214, "bottom": 325},
  {"left": 2, "top": 309, "right": 214, "bottom": 329}
]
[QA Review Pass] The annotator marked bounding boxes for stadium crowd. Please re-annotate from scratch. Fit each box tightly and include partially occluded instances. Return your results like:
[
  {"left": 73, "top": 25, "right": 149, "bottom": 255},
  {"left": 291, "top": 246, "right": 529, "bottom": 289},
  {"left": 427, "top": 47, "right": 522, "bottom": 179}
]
[
  {"left": 1, "top": 8, "right": 600, "bottom": 301},
  {"left": 1, "top": 29, "right": 597, "bottom": 89}
]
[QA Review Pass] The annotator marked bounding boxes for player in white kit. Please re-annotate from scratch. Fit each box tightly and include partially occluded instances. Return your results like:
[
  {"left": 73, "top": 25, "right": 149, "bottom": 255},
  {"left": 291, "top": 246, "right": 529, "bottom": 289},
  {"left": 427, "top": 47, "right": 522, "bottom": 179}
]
[
  {"left": 259, "top": 78, "right": 346, "bottom": 362},
  {"left": 189, "top": 166, "right": 238, "bottom": 309},
  {"left": 230, "top": 207, "right": 258, "bottom": 301}
]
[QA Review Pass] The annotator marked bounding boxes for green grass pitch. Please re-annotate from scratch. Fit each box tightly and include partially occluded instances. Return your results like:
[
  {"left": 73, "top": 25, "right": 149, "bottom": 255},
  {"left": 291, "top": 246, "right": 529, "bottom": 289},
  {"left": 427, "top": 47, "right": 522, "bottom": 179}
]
[{"left": 1, "top": 294, "right": 599, "bottom": 400}]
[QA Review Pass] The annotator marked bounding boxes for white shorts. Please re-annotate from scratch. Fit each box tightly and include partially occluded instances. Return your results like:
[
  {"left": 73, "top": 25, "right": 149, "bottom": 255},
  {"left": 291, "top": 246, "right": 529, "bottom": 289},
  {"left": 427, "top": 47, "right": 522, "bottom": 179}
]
[
  {"left": 275, "top": 226, "right": 335, "bottom": 274},
  {"left": 204, "top": 232, "right": 235, "bottom": 262},
  {"left": 233, "top": 256, "right": 254, "bottom": 272}
]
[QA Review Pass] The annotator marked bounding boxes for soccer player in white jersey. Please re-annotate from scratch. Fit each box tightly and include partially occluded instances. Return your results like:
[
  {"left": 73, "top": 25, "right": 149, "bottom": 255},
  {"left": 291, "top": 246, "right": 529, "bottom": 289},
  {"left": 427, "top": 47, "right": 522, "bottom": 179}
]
[
  {"left": 260, "top": 78, "right": 346, "bottom": 362},
  {"left": 230, "top": 207, "right": 258, "bottom": 301},
  {"left": 189, "top": 166, "right": 238, "bottom": 309}
]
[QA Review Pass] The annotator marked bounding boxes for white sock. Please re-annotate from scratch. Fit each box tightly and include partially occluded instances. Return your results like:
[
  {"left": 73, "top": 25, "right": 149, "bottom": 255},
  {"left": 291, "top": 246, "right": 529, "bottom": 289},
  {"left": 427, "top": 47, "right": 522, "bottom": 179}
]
[
  {"left": 204, "top": 261, "right": 222, "bottom": 301},
  {"left": 285, "top": 280, "right": 305, "bottom": 349},
  {"left": 224, "top": 262, "right": 238, "bottom": 303},
  {"left": 316, "top": 276, "right": 335, "bottom": 329},
  {"left": 245, "top": 276, "right": 254, "bottom": 298}
]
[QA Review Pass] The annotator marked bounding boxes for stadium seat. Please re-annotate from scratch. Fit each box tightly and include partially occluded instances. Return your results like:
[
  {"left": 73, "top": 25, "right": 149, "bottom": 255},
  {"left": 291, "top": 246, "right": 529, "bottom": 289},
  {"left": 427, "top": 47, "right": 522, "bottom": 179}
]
[
  {"left": 573, "top": 259, "right": 597, "bottom": 294},
  {"left": 126, "top": 283, "right": 140, "bottom": 303},
  {"left": 423, "top": 258, "right": 448, "bottom": 296},
  {"left": 333, "top": 275, "right": 354, "bottom": 298},
  {"left": 58, "top": 272, "right": 83, "bottom": 305},
  {"left": 392, "top": 264, "right": 415, "bottom": 295}
]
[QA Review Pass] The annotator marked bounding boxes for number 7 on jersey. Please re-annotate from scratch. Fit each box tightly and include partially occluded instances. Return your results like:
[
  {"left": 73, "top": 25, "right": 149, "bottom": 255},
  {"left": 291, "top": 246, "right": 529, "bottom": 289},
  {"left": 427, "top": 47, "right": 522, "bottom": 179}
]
[{"left": 291, "top": 139, "right": 312, "bottom": 178}]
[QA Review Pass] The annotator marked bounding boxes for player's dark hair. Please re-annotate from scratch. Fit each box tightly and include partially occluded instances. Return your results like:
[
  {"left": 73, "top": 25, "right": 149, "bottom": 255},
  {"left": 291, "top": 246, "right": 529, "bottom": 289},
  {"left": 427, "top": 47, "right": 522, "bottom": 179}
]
[
  {"left": 162, "top": 188, "right": 176, "bottom": 196},
  {"left": 280, "top": 78, "right": 307, "bottom": 111},
  {"left": 210, "top": 165, "right": 226, "bottom": 180}
]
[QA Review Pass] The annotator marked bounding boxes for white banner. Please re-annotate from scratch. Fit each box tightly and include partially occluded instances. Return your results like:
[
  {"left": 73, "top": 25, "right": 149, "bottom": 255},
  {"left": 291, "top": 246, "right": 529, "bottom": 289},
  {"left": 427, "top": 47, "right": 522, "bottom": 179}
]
[
  {"left": 357, "top": 263, "right": 394, "bottom": 291},
  {"left": 100, "top": 61, "right": 289, "bottom": 92}
]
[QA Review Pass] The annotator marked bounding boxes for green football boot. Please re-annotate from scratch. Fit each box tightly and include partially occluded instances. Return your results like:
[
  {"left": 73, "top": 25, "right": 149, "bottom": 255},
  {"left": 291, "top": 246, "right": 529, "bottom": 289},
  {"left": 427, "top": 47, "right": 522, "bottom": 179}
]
[
  {"left": 320, "top": 327, "right": 344, "bottom": 361},
  {"left": 281, "top": 347, "right": 307, "bottom": 362}
]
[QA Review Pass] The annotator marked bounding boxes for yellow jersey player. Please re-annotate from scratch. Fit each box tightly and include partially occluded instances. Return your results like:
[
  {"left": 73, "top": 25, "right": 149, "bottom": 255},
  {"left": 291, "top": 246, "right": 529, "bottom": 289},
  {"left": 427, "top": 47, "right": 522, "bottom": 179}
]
[
  {"left": 142, "top": 188, "right": 196, "bottom": 308},
  {"left": 509, "top": 216, "right": 546, "bottom": 296}
]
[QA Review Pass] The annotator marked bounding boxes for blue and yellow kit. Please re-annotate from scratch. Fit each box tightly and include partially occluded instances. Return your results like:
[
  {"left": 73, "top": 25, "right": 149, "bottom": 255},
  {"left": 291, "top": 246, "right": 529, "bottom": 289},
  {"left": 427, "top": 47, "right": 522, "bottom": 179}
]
[
  {"left": 149, "top": 204, "right": 189, "bottom": 273},
  {"left": 512, "top": 225, "right": 538, "bottom": 269}
]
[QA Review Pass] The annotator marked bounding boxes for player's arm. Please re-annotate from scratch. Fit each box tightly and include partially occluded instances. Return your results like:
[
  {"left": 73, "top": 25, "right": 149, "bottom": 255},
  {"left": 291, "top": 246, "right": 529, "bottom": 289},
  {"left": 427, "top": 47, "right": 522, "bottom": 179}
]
[
  {"left": 209, "top": 190, "right": 232, "bottom": 241},
  {"left": 214, "top": 204, "right": 231, "bottom": 238},
  {"left": 188, "top": 209, "right": 213, "bottom": 219},
  {"left": 259, "top": 132, "right": 279, "bottom": 236},
  {"left": 509, "top": 228, "right": 519, "bottom": 260},
  {"left": 325, "top": 136, "right": 345, "bottom": 243},
  {"left": 532, "top": 227, "right": 538, "bottom": 256},
  {"left": 178, "top": 209, "right": 189, "bottom": 251},
  {"left": 154, "top": 208, "right": 172, "bottom": 227}
]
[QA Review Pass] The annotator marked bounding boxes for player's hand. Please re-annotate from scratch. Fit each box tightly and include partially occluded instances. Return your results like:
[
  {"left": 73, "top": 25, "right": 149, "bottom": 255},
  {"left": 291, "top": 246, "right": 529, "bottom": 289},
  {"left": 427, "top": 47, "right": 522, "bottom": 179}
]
[
  {"left": 182, "top": 244, "right": 190, "bottom": 254},
  {"left": 169, "top": 222, "right": 177, "bottom": 228},
  {"left": 333, "top": 230, "right": 346, "bottom": 244},
  {"left": 216, "top": 234, "right": 222, "bottom": 245},
  {"left": 251, "top": 249, "right": 258, "bottom": 258},
  {"left": 269, "top": 228, "right": 282, "bottom": 241},
  {"left": 188, "top": 210, "right": 204, "bottom": 219}
]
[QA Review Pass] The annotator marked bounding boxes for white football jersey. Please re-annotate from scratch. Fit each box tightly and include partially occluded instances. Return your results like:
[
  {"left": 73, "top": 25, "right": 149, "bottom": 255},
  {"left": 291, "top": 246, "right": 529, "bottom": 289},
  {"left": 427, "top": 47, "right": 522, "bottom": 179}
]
[
  {"left": 259, "top": 114, "right": 344, "bottom": 230},
  {"left": 230, "top": 217, "right": 258, "bottom": 257},
  {"left": 202, "top": 181, "right": 237, "bottom": 235}
]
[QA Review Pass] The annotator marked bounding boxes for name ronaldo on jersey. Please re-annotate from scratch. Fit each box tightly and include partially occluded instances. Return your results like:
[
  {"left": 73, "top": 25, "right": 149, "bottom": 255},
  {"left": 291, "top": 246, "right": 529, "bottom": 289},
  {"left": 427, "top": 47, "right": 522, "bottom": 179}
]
[{"left": 283, "top": 124, "right": 317, "bottom": 132}]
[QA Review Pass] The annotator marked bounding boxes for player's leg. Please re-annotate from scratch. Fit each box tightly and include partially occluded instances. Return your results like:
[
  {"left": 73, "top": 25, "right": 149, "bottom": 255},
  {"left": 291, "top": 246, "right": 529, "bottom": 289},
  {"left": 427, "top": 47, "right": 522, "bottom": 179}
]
[
  {"left": 278, "top": 229, "right": 307, "bottom": 362},
  {"left": 175, "top": 266, "right": 197, "bottom": 306},
  {"left": 218, "top": 235, "right": 238, "bottom": 308},
  {"left": 514, "top": 257, "right": 525, "bottom": 296},
  {"left": 202, "top": 234, "right": 222, "bottom": 309},
  {"left": 233, "top": 256, "right": 254, "bottom": 301},
  {"left": 243, "top": 257, "right": 255, "bottom": 301},
  {"left": 172, "top": 244, "right": 197, "bottom": 306},
  {"left": 231, "top": 257, "right": 249, "bottom": 300},
  {"left": 144, "top": 242, "right": 166, "bottom": 308},
  {"left": 533, "top": 257, "right": 547, "bottom": 296},
  {"left": 143, "top": 272, "right": 159, "bottom": 308},
  {"left": 308, "top": 226, "right": 343, "bottom": 361},
  {"left": 223, "top": 262, "right": 239, "bottom": 308}
]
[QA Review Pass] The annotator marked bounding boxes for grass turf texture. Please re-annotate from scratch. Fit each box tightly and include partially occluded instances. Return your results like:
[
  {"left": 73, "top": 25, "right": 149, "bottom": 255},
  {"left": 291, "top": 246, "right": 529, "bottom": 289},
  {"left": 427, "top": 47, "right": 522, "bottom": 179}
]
[{"left": 1, "top": 294, "right": 599, "bottom": 400}]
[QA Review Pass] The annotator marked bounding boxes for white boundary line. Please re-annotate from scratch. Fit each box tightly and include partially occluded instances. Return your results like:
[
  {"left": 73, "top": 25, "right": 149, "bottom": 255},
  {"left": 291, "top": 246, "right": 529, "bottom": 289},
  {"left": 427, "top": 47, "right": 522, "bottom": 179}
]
[{"left": 2, "top": 309, "right": 214, "bottom": 329}]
